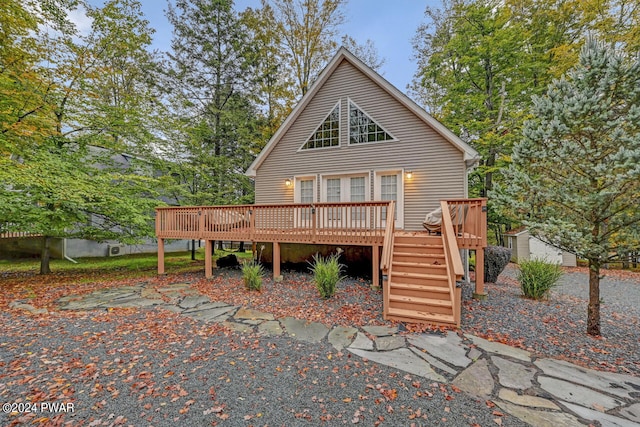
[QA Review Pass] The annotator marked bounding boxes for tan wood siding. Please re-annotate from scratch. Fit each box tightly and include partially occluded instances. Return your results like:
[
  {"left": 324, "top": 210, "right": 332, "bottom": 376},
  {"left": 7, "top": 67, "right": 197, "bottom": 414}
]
[{"left": 255, "top": 59, "right": 466, "bottom": 230}]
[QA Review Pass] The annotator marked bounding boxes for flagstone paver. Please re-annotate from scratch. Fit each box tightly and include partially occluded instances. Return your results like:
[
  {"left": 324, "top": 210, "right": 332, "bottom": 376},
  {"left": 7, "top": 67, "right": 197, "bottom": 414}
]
[
  {"left": 375, "top": 335, "right": 405, "bottom": 351},
  {"left": 327, "top": 326, "right": 358, "bottom": 351},
  {"left": 561, "top": 402, "right": 639, "bottom": 427},
  {"left": 280, "top": 317, "right": 329, "bottom": 343},
  {"left": 465, "top": 334, "right": 531, "bottom": 362},
  {"left": 451, "top": 358, "right": 494, "bottom": 399},
  {"left": 362, "top": 325, "right": 398, "bottom": 336},
  {"left": 408, "top": 332, "right": 471, "bottom": 368},
  {"left": 235, "top": 308, "right": 274, "bottom": 321},
  {"left": 492, "top": 356, "right": 536, "bottom": 390},
  {"left": 410, "top": 348, "right": 459, "bottom": 376},
  {"left": 495, "top": 401, "right": 584, "bottom": 427},
  {"left": 258, "top": 320, "right": 283, "bottom": 336},
  {"left": 51, "top": 282, "right": 640, "bottom": 427},
  {"left": 348, "top": 332, "right": 374, "bottom": 350},
  {"left": 349, "top": 348, "right": 446, "bottom": 383},
  {"left": 538, "top": 376, "right": 624, "bottom": 410},
  {"left": 535, "top": 358, "right": 640, "bottom": 399},
  {"left": 498, "top": 388, "right": 560, "bottom": 410},
  {"left": 620, "top": 403, "right": 640, "bottom": 423}
]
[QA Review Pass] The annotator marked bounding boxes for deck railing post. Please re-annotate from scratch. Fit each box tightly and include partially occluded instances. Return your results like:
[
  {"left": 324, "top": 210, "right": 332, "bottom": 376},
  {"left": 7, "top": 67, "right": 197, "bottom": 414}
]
[{"left": 311, "top": 205, "right": 316, "bottom": 243}]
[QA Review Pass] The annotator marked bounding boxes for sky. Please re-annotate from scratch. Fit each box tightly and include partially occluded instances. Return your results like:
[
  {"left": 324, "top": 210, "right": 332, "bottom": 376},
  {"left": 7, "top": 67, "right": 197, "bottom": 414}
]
[{"left": 83, "top": 0, "right": 439, "bottom": 92}]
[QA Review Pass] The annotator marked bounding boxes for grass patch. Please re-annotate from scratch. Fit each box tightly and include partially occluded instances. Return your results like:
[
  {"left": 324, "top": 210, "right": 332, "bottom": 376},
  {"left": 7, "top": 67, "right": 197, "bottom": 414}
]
[
  {"left": 0, "top": 248, "right": 253, "bottom": 279},
  {"left": 242, "top": 261, "right": 265, "bottom": 291},
  {"left": 518, "top": 258, "right": 563, "bottom": 300},
  {"left": 309, "top": 252, "right": 346, "bottom": 299}
]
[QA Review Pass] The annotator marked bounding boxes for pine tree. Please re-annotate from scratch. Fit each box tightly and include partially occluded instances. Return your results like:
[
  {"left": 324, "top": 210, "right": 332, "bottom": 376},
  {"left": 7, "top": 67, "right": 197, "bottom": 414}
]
[{"left": 494, "top": 37, "right": 640, "bottom": 336}]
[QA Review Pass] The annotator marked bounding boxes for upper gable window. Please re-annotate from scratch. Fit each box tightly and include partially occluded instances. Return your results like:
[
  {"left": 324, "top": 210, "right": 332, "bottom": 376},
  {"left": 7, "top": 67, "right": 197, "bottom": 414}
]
[
  {"left": 301, "top": 103, "right": 340, "bottom": 150},
  {"left": 349, "top": 100, "right": 394, "bottom": 144}
]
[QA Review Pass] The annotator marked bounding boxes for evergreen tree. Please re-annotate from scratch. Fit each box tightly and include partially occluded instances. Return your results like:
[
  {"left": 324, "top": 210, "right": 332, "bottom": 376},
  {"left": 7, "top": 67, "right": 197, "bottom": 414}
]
[{"left": 493, "top": 38, "right": 640, "bottom": 336}]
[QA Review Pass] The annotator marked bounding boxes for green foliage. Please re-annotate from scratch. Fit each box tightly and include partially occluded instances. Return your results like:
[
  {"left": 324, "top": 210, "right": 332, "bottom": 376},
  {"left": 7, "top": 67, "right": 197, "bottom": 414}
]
[
  {"left": 493, "top": 37, "right": 640, "bottom": 335},
  {"left": 242, "top": 261, "right": 265, "bottom": 291},
  {"left": 309, "top": 252, "right": 345, "bottom": 299},
  {"left": 517, "top": 258, "right": 563, "bottom": 300}
]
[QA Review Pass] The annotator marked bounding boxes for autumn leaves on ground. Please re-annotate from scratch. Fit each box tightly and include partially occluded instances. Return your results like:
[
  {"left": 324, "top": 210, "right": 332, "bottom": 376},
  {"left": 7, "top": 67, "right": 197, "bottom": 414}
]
[{"left": 1, "top": 253, "right": 638, "bottom": 426}]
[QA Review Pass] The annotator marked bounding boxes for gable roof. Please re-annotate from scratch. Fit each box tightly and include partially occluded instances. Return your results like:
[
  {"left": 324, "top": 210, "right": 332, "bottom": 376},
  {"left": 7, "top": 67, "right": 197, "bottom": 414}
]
[{"left": 246, "top": 47, "right": 480, "bottom": 177}]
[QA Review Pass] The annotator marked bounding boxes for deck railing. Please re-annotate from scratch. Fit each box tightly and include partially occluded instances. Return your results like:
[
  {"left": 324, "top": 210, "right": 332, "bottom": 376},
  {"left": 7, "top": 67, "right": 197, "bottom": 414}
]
[
  {"left": 155, "top": 201, "right": 394, "bottom": 246},
  {"left": 443, "top": 198, "right": 487, "bottom": 249},
  {"left": 0, "top": 223, "right": 42, "bottom": 239}
]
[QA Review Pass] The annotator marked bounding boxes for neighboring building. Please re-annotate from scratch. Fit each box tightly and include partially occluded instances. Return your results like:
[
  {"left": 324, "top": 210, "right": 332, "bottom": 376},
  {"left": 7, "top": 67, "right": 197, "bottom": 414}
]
[
  {"left": 504, "top": 228, "right": 577, "bottom": 267},
  {"left": 0, "top": 149, "right": 189, "bottom": 260},
  {"left": 246, "top": 47, "right": 480, "bottom": 229}
]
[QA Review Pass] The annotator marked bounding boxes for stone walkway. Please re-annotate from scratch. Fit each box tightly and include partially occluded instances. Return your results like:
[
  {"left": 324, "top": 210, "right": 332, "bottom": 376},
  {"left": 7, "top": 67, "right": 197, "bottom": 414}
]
[{"left": 39, "top": 282, "right": 639, "bottom": 426}]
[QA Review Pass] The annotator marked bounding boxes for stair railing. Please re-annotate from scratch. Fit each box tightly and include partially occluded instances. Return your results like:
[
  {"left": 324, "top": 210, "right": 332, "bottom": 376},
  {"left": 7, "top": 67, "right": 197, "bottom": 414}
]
[
  {"left": 380, "top": 201, "right": 395, "bottom": 319},
  {"left": 440, "top": 200, "right": 464, "bottom": 325}
]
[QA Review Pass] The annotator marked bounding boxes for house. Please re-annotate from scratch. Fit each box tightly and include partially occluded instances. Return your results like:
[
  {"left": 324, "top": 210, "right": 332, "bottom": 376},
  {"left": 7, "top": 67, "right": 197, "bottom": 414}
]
[
  {"left": 156, "top": 48, "right": 488, "bottom": 327},
  {"left": 504, "top": 228, "right": 577, "bottom": 267},
  {"left": 0, "top": 149, "right": 189, "bottom": 261},
  {"left": 246, "top": 47, "right": 480, "bottom": 228}
]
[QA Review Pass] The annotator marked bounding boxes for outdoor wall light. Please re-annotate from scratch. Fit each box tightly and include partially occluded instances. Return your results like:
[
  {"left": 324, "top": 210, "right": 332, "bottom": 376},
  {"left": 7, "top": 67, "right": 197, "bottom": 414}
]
[
  {"left": 285, "top": 178, "right": 293, "bottom": 187},
  {"left": 405, "top": 170, "right": 413, "bottom": 180}
]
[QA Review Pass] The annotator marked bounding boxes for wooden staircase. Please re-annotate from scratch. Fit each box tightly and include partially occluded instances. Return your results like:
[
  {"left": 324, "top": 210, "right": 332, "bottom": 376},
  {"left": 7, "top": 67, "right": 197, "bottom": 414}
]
[{"left": 384, "top": 232, "right": 461, "bottom": 326}]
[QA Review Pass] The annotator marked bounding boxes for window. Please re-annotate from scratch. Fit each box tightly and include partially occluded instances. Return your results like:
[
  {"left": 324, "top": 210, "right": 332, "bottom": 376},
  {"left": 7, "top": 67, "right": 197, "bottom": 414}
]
[
  {"left": 375, "top": 171, "right": 403, "bottom": 228},
  {"left": 299, "top": 179, "right": 314, "bottom": 203},
  {"left": 349, "top": 100, "right": 394, "bottom": 144},
  {"left": 301, "top": 103, "right": 340, "bottom": 150}
]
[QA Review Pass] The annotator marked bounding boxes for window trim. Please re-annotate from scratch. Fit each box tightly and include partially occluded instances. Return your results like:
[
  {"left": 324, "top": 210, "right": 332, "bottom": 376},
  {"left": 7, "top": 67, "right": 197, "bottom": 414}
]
[
  {"left": 374, "top": 169, "right": 404, "bottom": 229},
  {"left": 298, "top": 101, "right": 341, "bottom": 152},
  {"left": 347, "top": 98, "right": 397, "bottom": 146},
  {"left": 293, "top": 175, "right": 317, "bottom": 203}
]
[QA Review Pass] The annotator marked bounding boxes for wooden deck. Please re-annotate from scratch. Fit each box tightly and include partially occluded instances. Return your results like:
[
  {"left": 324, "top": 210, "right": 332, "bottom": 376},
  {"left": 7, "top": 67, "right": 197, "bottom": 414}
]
[{"left": 155, "top": 199, "right": 487, "bottom": 326}]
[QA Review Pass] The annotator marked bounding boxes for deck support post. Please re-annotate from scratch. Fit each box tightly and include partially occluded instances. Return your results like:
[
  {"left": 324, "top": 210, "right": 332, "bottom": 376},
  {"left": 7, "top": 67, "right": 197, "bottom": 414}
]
[
  {"left": 473, "top": 248, "right": 487, "bottom": 299},
  {"left": 205, "top": 239, "right": 213, "bottom": 278},
  {"left": 372, "top": 245, "right": 380, "bottom": 289},
  {"left": 158, "top": 238, "right": 165, "bottom": 275},
  {"left": 273, "top": 241, "right": 281, "bottom": 279}
]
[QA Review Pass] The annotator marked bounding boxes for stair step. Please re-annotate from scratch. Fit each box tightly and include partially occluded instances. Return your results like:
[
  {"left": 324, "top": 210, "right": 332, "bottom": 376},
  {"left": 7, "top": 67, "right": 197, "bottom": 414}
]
[
  {"left": 390, "top": 282, "right": 450, "bottom": 293},
  {"left": 394, "top": 242, "right": 443, "bottom": 249},
  {"left": 386, "top": 307, "right": 456, "bottom": 325},
  {"left": 393, "top": 251, "right": 445, "bottom": 258},
  {"left": 389, "top": 295, "right": 452, "bottom": 307},
  {"left": 392, "top": 261, "right": 446, "bottom": 269},
  {"left": 392, "top": 271, "right": 448, "bottom": 281}
]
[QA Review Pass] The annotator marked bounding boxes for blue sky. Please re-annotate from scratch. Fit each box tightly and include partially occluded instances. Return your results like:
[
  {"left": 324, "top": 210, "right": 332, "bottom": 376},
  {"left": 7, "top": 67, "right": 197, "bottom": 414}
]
[{"left": 83, "top": 1, "right": 438, "bottom": 92}]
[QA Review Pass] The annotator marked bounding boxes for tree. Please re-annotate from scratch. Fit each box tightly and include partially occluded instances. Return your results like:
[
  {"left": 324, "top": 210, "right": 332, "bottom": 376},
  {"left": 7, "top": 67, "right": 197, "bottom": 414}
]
[
  {"left": 340, "top": 35, "right": 385, "bottom": 72},
  {"left": 241, "top": 3, "right": 296, "bottom": 139},
  {"left": 268, "top": 0, "right": 346, "bottom": 96},
  {"left": 161, "top": 0, "right": 263, "bottom": 208},
  {"left": 493, "top": 38, "right": 640, "bottom": 336},
  {"left": 0, "top": 0, "right": 164, "bottom": 274}
]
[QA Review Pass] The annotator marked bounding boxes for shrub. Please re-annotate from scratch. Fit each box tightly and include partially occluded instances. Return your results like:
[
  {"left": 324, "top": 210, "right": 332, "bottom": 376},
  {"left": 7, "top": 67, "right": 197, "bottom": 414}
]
[
  {"left": 242, "top": 261, "right": 265, "bottom": 291},
  {"left": 309, "top": 252, "right": 345, "bottom": 299},
  {"left": 484, "top": 246, "right": 512, "bottom": 283},
  {"left": 518, "top": 258, "right": 563, "bottom": 300}
]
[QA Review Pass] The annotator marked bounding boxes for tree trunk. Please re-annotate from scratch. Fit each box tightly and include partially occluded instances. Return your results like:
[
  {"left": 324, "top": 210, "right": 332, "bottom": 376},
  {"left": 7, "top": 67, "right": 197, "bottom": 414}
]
[
  {"left": 238, "top": 241, "right": 245, "bottom": 252},
  {"left": 587, "top": 259, "right": 601, "bottom": 336},
  {"left": 40, "top": 236, "right": 52, "bottom": 275},
  {"left": 191, "top": 239, "right": 196, "bottom": 261},
  {"left": 217, "top": 240, "right": 224, "bottom": 251}
]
